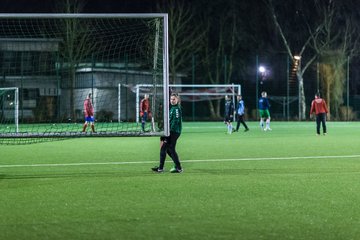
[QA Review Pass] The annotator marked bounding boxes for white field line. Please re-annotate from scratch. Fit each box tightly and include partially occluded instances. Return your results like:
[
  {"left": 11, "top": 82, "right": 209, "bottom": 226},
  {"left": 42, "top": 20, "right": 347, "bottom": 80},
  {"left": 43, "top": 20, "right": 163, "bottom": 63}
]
[{"left": 1, "top": 154, "right": 360, "bottom": 168}]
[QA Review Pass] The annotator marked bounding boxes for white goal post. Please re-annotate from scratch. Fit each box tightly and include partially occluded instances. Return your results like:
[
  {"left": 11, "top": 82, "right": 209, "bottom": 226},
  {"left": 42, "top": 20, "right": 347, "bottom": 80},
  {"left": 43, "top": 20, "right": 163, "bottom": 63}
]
[
  {"left": 131, "top": 84, "right": 241, "bottom": 123},
  {"left": 0, "top": 87, "right": 19, "bottom": 133}
]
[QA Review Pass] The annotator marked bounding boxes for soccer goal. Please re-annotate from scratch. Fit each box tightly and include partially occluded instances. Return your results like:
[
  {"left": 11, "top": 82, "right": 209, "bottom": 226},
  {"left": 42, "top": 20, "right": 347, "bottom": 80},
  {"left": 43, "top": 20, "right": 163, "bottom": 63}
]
[
  {"left": 134, "top": 83, "right": 241, "bottom": 121},
  {"left": 0, "top": 13, "right": 169, "bottom": 144}
]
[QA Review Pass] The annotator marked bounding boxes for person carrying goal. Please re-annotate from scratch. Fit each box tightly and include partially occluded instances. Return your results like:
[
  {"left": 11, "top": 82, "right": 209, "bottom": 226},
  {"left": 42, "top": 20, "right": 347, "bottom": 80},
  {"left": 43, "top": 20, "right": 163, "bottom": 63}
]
[
  {"left": 82, "top": 93, "right": 96, "bottom": 133},
  {"left": 152, "top": 93, "right": 183, "bottom": 173}
]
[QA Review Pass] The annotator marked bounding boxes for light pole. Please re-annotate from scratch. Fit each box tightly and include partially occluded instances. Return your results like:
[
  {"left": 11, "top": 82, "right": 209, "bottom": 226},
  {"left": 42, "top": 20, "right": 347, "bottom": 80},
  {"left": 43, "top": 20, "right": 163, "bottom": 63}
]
[
  {"left": 256, "top": 55, "right": 259, "bottom": 119},
  {"left": 256, "top": 56, "right": 266, "bottom": 119},
  {"left": 258, "top": 65, "right": 266, "bottom": 93},
  {"left": 259, "top": 66, "right": 266, "bottom": 81},
  {"left": 286, "top": 55, "right": 289, "bottom": 121},
  {"left": 346, "top": 55, "right": 350, "bottom": 121}
]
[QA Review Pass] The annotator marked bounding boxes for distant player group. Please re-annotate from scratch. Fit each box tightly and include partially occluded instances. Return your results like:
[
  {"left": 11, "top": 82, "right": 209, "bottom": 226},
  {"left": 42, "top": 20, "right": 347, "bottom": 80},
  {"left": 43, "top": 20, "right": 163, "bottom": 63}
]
[
  {"left": 224, "top": 91, "right": 328, "bottom": 135},
  {"left": 224, "top": 91, "right": 271, "bottom": 134}
]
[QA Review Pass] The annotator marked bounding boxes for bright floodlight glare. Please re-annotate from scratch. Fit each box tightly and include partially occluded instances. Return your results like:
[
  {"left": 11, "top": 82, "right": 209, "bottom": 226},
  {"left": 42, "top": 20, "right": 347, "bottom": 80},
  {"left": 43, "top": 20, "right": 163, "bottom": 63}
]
[
  {"left": 258, "top": 66, "right": 266, "bottom": 73},
  {"left": 294, "top": 55, "right": 301, "bottom": 60}
]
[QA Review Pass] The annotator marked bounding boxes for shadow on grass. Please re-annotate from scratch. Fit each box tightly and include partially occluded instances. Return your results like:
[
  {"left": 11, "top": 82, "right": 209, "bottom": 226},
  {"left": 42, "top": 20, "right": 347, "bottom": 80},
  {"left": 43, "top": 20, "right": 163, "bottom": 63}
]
[
  {"left": 2, "top": 167, "right": 360, "bottom": 180},
  {"left": 191, "top": 167, "right": 360, "bottom": 175},
  {"left": 0, "top": 171, "right": 157, "bottom": 180}
]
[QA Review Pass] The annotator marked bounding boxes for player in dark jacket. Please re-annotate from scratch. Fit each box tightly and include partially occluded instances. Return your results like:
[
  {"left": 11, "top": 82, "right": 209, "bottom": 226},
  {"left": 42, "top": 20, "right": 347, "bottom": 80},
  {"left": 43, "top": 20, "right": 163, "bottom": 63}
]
[{"left": 224, "top": 95, "right": 234, "bottom": 134}]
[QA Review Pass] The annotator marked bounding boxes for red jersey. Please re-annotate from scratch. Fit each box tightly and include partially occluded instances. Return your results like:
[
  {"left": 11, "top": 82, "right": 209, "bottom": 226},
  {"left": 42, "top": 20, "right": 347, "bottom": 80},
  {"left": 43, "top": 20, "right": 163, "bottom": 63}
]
[
  {"left": 310, "top": 98, "right": 328, "bottom": 115},
  {"left": 84, "top": 97, "right": 94, "bottom": 117},
  {"left": 140, "top": 98, "right": 150, "bottom": 116}
]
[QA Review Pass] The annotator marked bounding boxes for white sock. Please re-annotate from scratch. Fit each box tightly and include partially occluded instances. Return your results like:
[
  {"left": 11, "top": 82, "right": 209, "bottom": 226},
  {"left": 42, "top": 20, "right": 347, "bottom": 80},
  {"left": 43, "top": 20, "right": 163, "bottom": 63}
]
[{"left": 227, "top": 124, "right": 233, "bottom": 134}]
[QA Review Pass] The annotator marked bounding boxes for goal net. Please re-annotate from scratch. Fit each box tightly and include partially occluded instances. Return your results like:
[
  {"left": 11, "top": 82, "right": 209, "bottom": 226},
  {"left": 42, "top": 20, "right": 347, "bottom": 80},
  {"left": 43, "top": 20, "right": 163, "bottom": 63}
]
[{"left": 0, "top": 14, "right": 169, "bottom": 145}]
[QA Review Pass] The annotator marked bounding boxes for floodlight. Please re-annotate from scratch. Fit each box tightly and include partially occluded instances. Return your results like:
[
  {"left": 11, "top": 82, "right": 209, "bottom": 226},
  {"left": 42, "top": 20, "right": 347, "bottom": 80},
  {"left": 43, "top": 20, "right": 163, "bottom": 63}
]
[{"left": 258, "top": 66, "right": 266, "bottom": 73}]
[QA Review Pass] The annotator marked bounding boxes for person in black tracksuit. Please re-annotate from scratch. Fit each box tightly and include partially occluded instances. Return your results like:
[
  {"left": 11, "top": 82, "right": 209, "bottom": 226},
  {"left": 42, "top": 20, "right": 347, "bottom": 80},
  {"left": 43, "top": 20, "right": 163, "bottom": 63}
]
[{"left": 224, "top": 95, "right": 234, "bottom": 134}]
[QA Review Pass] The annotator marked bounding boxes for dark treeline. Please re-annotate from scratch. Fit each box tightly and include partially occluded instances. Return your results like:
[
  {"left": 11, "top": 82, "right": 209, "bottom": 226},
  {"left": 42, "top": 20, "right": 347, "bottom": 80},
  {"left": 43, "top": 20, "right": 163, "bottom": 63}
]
[{"left": 1, "top": 0, "right": 360, "bottom": 119}]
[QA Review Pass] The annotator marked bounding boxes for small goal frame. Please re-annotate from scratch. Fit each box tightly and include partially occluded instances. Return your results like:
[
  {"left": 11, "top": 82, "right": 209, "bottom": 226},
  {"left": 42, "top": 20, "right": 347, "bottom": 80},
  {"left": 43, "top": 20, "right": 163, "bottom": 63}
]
[
  {"left": 0, "top": 87, "right": 19, "bottom": 133},
  {"left": 133, "top": 83, "right": 241, "bottom": 123}
]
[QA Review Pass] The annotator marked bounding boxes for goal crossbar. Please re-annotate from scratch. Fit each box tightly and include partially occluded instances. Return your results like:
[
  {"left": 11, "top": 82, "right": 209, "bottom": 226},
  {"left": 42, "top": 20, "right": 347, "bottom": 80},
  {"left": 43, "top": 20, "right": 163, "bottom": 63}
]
[{"left": 0, "top": 13, "right": 168, "bottom": 19}]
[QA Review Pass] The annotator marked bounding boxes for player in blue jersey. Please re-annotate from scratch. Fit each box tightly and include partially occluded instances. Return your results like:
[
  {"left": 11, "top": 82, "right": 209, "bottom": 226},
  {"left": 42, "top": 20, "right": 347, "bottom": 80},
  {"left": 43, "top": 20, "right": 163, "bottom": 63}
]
[
  {"left": 234, "top": 95, "right": 249, "bottom": 132},
  {"left": 258, "top": 91, "right": 271, "bottom": 131}
]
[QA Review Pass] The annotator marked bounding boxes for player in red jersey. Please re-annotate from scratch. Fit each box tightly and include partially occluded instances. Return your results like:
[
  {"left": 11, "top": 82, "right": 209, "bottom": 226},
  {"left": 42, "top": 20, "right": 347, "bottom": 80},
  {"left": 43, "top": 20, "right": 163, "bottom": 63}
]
[
  {"left": 82, "top": 93, "right": 96, "bottom": 133},
  {"left": 310, "top": 92, "right": 328, "bottom": 135},
  {"left": 140, "top": 94, "right": 151, "bottom": 132}
]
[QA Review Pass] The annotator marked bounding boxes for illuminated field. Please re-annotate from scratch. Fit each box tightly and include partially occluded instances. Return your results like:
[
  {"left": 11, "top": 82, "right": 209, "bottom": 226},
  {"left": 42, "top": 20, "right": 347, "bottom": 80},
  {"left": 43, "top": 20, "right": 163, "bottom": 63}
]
[{"left": 1, "top": 121, "right": 360, "bottom": 240}]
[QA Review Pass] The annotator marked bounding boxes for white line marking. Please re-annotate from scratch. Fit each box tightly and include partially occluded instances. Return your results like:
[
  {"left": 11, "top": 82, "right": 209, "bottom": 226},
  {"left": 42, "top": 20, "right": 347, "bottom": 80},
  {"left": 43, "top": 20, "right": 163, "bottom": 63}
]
[{"left": 1, "top": 154, "right": 360, "bottom": 168}]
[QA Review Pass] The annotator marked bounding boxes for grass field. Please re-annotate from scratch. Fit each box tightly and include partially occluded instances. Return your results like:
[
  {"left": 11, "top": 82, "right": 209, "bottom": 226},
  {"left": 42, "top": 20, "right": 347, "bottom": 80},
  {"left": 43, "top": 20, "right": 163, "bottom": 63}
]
[{"left": 1, "top": 121, "right": 360, "bottom": 240}]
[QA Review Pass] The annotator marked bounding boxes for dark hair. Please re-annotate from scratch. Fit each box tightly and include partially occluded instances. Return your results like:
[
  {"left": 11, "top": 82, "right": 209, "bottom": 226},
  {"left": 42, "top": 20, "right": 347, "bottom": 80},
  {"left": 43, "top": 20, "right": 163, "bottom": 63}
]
[{"left": 315, "top": 92, "right": 320, "bottom": 97}]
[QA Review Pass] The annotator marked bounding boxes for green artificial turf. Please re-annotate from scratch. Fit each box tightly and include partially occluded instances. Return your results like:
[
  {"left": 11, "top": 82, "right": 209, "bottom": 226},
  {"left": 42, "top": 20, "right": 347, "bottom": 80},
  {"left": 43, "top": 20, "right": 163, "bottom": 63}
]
[{"left": 1, "top": 121, "right": 360, "bottom": 240}]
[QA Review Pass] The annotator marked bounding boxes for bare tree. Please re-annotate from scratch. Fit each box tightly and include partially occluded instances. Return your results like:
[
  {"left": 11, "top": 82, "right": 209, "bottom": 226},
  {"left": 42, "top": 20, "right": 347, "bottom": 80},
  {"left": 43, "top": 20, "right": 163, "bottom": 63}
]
[
  {"left": 57, "top": 0, "right": 97, "bottom": 120},
  {"left": 197, "top": 0, "right": 240, "bottom": 119},
  {"left": 156, "top": 0, "right": 206, "bottom": 84},
  {"left": 311, "top": 1, "right": 360, "bottom": 119},
  {"left": 267, "top": 0, "right": 323, "bottom": 120},
  {"left": 318, "top": 54, "right": 345, "bottom": 119},
  {"left": 267, "top": 0, "right": 360, "bottom": 120}
]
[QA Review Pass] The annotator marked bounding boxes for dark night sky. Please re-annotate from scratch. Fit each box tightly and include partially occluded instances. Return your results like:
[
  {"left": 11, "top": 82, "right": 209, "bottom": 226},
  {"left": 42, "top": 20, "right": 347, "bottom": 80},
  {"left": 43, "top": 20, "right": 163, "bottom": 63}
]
[{"left": 0, "top": 0, "right": 157, "bottom": 13}]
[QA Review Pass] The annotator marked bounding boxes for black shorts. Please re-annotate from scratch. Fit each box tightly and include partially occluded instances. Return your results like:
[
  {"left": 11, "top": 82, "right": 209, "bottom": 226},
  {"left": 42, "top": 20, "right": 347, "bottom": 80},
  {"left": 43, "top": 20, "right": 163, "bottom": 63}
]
[{"left": 224, "top": 116, "right": 232, "bottom": 122}]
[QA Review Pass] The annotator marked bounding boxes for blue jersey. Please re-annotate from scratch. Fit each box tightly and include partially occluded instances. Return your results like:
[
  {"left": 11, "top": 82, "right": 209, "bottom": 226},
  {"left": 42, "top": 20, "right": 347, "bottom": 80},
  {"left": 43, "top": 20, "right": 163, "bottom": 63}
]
[
  {"left": 258, "top": 97, "right": 270, "bottom": 110},
  {"left": 237, "top": 100, "right": 245, "bottom": 115}
]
